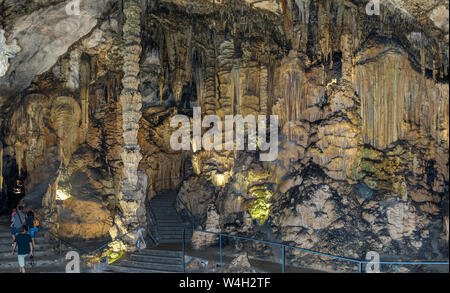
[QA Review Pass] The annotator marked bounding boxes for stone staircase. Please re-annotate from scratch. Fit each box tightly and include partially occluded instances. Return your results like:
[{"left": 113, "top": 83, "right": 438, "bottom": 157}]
[
  {"left": 150, "top": 191, "right": 193, "bottom": 244},
  {"left": 104, "top": 249, "right": 184, "bottom": 273},
  {"left": 104, "top": 191, "right": 194, "bottom": 273},
  {"left": 0, "top": 218, "right": 64, "bottom": 273}
]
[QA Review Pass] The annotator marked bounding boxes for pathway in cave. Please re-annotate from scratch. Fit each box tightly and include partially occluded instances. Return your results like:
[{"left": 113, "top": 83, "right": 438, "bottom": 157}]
[
  {"left": 0, "top": 216, "right": 65, "bottom": 273},
  {"left": 104, "top": 191, "right": 192, "bottom": 273},
  {"left": 149, "top": 190, "right": 193, "bottom": 244}
]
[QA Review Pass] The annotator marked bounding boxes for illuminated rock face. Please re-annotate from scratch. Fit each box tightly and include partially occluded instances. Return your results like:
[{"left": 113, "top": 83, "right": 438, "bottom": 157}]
[
  {"left": 0, "top": 29, "right": 21, "bottom": 77},
  {"left": 0, "top": 0, "right": 114, "bottom": 96},
  {"left": 191, "top": 204, "right": 221, "bottom": 249}
]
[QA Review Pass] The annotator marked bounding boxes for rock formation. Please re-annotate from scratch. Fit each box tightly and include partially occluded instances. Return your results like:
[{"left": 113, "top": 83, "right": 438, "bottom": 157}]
[
  {"left": 0, "top": 0, "right": 447, "bottom": 272},
  {"left": 110, "top": 0, "right": 147, "bottom": 251},
  {"left": 0, "top": 29, "right": 20, "bottom": 77}
]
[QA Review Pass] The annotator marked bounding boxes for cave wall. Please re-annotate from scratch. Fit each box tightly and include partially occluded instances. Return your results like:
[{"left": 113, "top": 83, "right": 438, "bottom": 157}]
[{"left": 0, "top": 0, "right": 448, "bottom": 269}]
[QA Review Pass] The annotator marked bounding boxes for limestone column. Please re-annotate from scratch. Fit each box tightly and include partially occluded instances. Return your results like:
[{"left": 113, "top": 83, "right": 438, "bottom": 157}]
[{"left": 111, "top": 0, "right": 147, "bottom": 251}]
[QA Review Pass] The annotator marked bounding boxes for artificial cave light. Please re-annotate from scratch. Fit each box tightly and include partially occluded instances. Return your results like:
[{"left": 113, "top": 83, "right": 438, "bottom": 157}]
[
  {"left": 213, "top": 172, "right": 232, "bottom": 187},
  {"left": 213, "top": 173, "right": 226, "bottom": 186},
  {"left": 107, "top": 251, "right": 123, "bottom": 264},
  {"left": 56, "top": 189, "right": 71, "bottom": 201},
  {"left": 248, "top": 186, "right": 273, "bottom": 224}
]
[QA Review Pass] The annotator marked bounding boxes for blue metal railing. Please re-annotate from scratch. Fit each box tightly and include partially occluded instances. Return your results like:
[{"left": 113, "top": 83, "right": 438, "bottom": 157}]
[
  {"left": 182, "top": 228, "right": 449, "bottom": 273},
  {"left": 146, "top": 203, "right": 160, "bottom": 245}
]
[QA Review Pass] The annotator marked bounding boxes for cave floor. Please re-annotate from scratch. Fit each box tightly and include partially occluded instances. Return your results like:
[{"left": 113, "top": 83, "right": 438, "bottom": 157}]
[{"left": 153, "top": 243, "right": 325, "bottom": 273}]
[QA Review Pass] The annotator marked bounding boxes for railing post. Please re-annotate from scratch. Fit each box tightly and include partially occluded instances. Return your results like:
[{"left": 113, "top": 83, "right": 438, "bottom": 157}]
[
  {"left": 359, "top": 262, "right": 362, "bottom": 273},
  {"left": 59, "top": 240, "right": 62, "bottom": 257},
  {"left": 282, "top": 245, "right": 285, "bottom": 273},
  {"left": 219, "top": 234, "right": 223, "bottom": 267},
  {"left": 182, "top": 229, "right": 185, "bottom": 273}
]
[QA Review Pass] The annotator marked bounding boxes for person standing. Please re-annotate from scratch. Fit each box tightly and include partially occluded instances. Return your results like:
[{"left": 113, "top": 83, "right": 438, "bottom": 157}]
[
  {"left": 26, "top": 211, "right": 38, "bottom": 248},
  {"left": 11, "top": 206, "right": 25, "bottom": 242},
  {"left": 12, "top": 225, "right": 33, "bottom": 273},
  {"left": 10, "top": 208, "right": 16, "bottom": 225}
]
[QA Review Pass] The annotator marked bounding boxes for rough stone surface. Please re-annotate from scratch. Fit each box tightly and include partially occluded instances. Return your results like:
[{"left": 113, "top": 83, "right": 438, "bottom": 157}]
[{"left": 191, "top": 204, "right": 221, "bottom": 249}]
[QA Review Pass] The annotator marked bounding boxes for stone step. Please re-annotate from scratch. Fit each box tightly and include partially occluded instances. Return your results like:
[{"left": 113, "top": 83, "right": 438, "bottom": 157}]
[
  {"left": 0, "top": 265, "right": 66, "bottom": 273},
  {"left": 0, "top": 236, "right": 46, "bottom": 243},
  {"left": 0, "top": 255, "right": 62, "bottom": 269},
  {"left": 158, "top": 227, "right": 186, "bottom": 231},
  {"left": 116, "top": 260, "right": 183, "bottom": 272},
  {"left": 158, "top": 220, "right": 190, "bottom": 224},
  {"left": 151, "top": 203, "right": 176, "bottom": 206},
  {"left": 155, "top": 220, "right": 184, "bottom": 224},
  {"left": 159, "top": 238, "right": 185, "bottom": 242},
  {"left": 130, "top": 254, "right": 182, "bottom": 265},
  {"left": 158, "top": 229, "right": 190, "bottom": 234},
  {"left": 0, "top": 250, "right": 55, "bottom": 258},
  {"left": 105, "top": 264, "right": 180, "bottom": 273},
  {"left": 137, "top": 249, "right": 183, "bottom": 258},
  {"left": 0, "top": 244, "right": 54, "bottom": 252},
  {"left": 155, "top": 217, "right": 184, "bottom": 222}
]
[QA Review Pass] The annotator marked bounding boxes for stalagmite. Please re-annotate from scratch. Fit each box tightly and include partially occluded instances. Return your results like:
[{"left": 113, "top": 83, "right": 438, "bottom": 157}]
[{"left": 111, "top": 0, "right": 147, "bottom": 251}]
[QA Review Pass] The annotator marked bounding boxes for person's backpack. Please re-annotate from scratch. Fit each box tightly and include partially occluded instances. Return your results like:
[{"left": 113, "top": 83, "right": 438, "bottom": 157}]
[{"left": 33, "top": 218, "right": 40, "bottom": 227}]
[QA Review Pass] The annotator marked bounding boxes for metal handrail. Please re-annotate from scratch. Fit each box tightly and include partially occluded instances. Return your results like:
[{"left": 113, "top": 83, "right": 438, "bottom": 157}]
[
  {"left": 182, "top": 227, "right": 450, "bottom": 273},
  {"left": 42, "top": 227, "right": 89, "bottom": 255}
]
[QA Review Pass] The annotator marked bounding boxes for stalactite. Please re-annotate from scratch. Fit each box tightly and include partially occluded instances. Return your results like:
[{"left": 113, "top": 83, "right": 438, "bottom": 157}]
[
  {"left": 217, "top": 38, "right": 234, "bottom": 118},
  {"left": 433, "top": 60, "right": 437, "bottom": 81},
  {"left": 355, "top": 46, "right": 449, "bottom": 149},
  {"left": 259, "top": 65, "right": 268, "bottom": 116},
  {"left": 159, "top": 71, "right": 164, "bottom": 105},
  {"left": 420, "top": 42, "right": 426, "bottom": 78},
  {"left": 80, "top": 53, "right": 90, "bottom": 142},
  {"left": 202, "top": 45, "right": 218, "bottom": 116},
  {"left": 15, "top": 142, "right": 23, "bottom": 177},
  {"left": 67, "top": 49, "right": 81, "bottom": 91}
]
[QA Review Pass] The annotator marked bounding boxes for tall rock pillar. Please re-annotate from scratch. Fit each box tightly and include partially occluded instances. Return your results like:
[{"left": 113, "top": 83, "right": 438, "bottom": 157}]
[{"left": 110, "top": 0, "right": 147, "bottom": 252}]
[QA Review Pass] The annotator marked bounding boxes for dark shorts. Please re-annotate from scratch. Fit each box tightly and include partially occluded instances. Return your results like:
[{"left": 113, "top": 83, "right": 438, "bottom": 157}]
[
  {"left": 29, "top": 227, "right": 38, "bottom": 238},
  {"left": 11, "top": 227, "right": 20, "bottom": 235}
]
